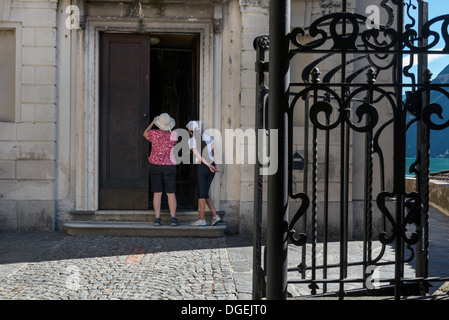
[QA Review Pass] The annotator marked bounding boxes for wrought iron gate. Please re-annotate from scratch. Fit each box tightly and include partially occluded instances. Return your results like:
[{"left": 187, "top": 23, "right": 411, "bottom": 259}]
[{"left": 253, "top": 0, "right": 449, "bottom": 300}]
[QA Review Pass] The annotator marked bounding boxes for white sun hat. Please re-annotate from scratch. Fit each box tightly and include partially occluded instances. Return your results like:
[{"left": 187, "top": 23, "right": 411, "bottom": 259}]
[
  {"left": 154, "top": 113, "right": 175, "bottom": 131},
  {"left": 186, "top": 120, "right": 200, "bottom": 131}
]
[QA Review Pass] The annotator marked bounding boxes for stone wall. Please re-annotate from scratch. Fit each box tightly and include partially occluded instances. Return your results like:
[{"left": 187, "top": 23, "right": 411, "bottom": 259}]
[
  {"left": 0, "top": 0, "right": 58, "bottom": 231},
  {"left": 230, "top": 0, "right": 268, "bottom": 233},
  {"left": 406, "top": 178, "right": 449, "bottom": 217}
]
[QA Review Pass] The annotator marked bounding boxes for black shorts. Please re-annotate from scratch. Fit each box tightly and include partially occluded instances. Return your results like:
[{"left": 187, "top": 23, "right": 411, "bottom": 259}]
[
  {"left": 149, "top": 163, "right": 177, "bottom": 193},
  {"left": 196, "top": 163, "right": 215, "bottom": 199}
]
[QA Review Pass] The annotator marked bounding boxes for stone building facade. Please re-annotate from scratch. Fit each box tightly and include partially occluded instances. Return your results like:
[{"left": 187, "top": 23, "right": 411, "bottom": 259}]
[{"left": 0, "top": 0, "right": 390, "bottom": 236}]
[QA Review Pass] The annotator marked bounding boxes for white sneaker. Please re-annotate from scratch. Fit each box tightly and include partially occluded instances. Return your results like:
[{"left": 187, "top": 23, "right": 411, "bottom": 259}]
[
  {"left": 211, "top": 215, "right": 222, "bottom": 226},
  {"left": 191, "top": 219, "right": 207, "bottom": 226}
]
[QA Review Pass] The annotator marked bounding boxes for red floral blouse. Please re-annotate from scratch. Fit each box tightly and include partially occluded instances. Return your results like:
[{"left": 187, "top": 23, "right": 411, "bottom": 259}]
[{"left": 146, "top": 130, "right": 178, "bottom": 165}]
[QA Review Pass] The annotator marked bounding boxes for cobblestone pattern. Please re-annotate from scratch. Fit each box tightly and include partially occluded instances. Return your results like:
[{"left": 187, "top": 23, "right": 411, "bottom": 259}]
[{"left": 0, "top": 236, "right": 238, "bottom": 300}]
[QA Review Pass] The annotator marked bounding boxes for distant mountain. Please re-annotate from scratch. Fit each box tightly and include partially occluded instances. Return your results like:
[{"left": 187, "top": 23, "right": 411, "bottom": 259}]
[
  {"left": 406, "top": 64, "right": 449, "bottom": 158},
  {"left": 432, "top": 64, "right": 449, "bottom": 85}
]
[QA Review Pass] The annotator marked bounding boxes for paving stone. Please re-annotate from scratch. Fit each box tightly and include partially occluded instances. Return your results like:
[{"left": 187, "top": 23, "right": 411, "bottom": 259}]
[
  {"left": 1, "top": 209, "right": 449, "bottom": 300},
  {"left": 0, "top": 235, "right": 239, "bottom": 300}
]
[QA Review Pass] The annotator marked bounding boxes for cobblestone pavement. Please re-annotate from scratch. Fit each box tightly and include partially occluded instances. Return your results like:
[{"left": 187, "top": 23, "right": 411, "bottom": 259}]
[
  {"left": 0, "top": 235, "right": 247, "bottom": 300},
  {"left": 0, "top": 207, "right": 448, "bottom": 300}
]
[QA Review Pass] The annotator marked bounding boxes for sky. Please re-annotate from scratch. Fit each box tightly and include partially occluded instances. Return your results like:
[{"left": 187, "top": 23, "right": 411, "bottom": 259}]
[
  {"left": 426, "top": 0, "right": 449, "bottom": 78},
  {"left": 403, "top": 0, "right": 449, "bottom": 80}
]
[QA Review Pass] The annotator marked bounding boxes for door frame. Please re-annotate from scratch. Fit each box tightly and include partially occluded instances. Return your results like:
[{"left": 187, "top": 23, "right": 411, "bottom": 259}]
[{"left": 75, "top": 19, "right": 222, "bottom": 212}]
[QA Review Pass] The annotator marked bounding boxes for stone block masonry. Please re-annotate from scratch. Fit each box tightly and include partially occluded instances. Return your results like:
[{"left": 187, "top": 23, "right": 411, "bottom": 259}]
[{"left": 0, "top": 0, "right": 58, "bottom": 231}]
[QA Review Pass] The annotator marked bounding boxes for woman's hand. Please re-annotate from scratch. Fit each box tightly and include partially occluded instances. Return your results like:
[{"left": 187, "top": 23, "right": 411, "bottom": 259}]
[
  {"left": 207, "top": 164, "right": 219, "bottom": 173},
  {"left": 143, "top": 120, "right": 155, "bottom": 140}
]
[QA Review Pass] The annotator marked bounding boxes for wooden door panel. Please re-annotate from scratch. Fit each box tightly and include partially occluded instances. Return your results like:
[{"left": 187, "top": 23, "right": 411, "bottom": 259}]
[{"left": 99, "top": 33, "right": 150, "bottom": 209}]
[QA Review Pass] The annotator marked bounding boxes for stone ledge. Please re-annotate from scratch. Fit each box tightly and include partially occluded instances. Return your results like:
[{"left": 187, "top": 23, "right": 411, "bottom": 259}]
[
  {"left": 406, "top": 177, "right": 449, "bottom": 217},
  {"left": 63, "top": 221, "right": 227, "bottom": 237},
  {"left": 69, "top": 210, "right": 226, "bottom": 222}
]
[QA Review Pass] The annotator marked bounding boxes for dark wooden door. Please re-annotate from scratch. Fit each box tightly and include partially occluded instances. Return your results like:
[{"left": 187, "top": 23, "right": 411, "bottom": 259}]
[{"left": 99, "top": 33, "right": 150, "bottom": 209}]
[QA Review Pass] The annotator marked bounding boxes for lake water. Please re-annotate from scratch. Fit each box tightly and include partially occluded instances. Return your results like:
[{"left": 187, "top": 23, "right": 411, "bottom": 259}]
[{"left": 405, "top": 157, "right": 449, "bottom": 177}]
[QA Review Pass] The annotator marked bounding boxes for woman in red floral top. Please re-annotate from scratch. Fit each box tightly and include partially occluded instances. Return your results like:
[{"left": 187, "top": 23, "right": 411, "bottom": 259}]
[{"left": 143, "top": 113, "right": 178, "bottom": 226}]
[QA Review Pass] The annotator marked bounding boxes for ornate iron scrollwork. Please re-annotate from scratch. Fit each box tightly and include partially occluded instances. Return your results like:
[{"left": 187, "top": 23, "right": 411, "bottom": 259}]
[
  {"left": 376, "top": 191, "right": 422, "bottom": 245},
  {"left": 255, "top": 0, "right": 449, "bottom": 300},
  {"left": 287, "top": 193, "right": 309, "bottom": 246},
  {"left": 422, "top": 103, "right": 449, "bottom": 130}
]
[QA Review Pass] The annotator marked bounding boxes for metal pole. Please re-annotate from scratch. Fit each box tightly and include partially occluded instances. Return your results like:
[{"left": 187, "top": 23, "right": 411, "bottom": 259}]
[
  {"left": 416, "top": 0, "right": 429, "bottom": 294},
  {"left": 253, "top": 36, "right": 269, "bottom": 300},
  {"left": 266, "top": 0, "right": 290, "bottom": 300},
  {"left": 394, "top": 0, "right": 405, "bottom": 300}
]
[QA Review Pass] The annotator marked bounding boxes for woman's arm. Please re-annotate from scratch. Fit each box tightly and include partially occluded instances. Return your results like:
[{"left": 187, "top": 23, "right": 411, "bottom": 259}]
[
  {"left": 191, "top": 147, "right": 216, "bottom": 172},
  {"left": 210, "top": 142, "right": 219, "bottom": 172},
  {"left": 143, "top": 120, "right": 155, "bottom": 140}
]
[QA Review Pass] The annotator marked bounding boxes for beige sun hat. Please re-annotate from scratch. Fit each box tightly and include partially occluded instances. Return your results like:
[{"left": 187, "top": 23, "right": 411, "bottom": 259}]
[{"left": 154, "top": 113, "right": 175, "bottom": 131}]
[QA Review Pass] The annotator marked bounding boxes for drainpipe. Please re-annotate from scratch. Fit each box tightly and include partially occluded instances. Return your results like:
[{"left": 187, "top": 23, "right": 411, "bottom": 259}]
[{"left": 266, "top": 0, "right": 290, "bottom": 300}]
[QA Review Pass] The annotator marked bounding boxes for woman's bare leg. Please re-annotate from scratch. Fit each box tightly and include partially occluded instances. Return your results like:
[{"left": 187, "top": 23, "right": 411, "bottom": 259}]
[
  {"left": 167, "top": 193, "right": 177, "bottom": 218},
  {"left": 153, "top": 192, "right": 162, "bottom": 218}
]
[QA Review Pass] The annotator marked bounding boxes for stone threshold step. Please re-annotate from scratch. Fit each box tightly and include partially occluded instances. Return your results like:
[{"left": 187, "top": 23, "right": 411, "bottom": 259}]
[
  {"left": 69, "top": 210, "right": 226, "bottom": 222},
  {"left": 63, "top": 221, "right": 227, "bottom": 238}
]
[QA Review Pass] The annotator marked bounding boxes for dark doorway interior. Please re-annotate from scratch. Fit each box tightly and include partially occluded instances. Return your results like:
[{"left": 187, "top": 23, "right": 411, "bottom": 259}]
[{"left": 149, "top": 34, "right": 199, "bottom": 210}]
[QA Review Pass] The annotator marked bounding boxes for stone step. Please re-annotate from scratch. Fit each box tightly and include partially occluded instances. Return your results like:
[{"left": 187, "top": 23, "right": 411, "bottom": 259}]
[
  {"left": 69, "top": 210, "right": 226, "bottom": 222},
  {"left": 64, "top": 210, "right": 227, "bottom": 238},
  {"left": 63, "top": 221, "right": 227, "bottom": 238}
]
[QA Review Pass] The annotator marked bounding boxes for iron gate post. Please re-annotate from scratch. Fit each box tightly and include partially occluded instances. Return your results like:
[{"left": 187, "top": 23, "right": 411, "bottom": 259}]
[
  {"left": 416, "top": 0, "right": 430, "bottom": 294},
  {"left": 253, "top": 35, "right": 269, "bottom": 300},
  {"left": 394, "top": 0, "right": 405, "bottom": 300},
  {"left": 266, "top": 0, "right": 290, "bottom": 300}
]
